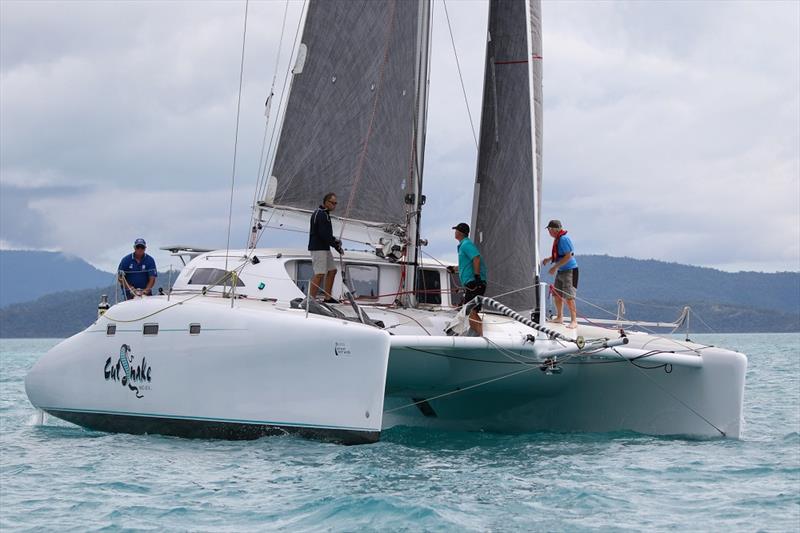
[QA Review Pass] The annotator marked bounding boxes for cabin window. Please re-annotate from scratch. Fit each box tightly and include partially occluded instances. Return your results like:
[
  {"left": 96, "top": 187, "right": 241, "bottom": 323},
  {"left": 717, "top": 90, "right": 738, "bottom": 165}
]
[
  {"left": 143, "top": 324, "right": 159, "bottom": 335},
  {"left": 345, "top": 264, "right": 379, "bottom": 300},
  {"left": 188, "top": 268, "right": 244, "bottom": 287},
  {"left": 416, "top": 269, "right": 442, "bottom": 305},
  {"left": 106, "top": 324, "right": 116, "bottom": 335},
  {"left": 294, "top": 261, "right": 314, "bottom": 294},
  {"left": 189, "top": 323, "right": 201, "bottom": 335},
  {"left": 447, "top": 269, "right": 461, "bottom": 306}
]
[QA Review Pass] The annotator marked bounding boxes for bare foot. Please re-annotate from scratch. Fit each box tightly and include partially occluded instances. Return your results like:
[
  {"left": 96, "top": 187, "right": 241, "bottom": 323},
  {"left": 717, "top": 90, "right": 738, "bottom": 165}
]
[
  {"left": 548, "top": 318, "right": 564, "bottom": 324},
  {"left": 566, "top": 322, "right": 578, "bottom": 329}
]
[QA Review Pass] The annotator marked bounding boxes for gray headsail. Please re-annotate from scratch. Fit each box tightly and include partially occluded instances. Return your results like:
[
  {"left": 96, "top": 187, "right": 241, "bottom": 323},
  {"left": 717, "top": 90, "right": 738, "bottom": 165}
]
[
  {"left": 471, "top": 0, "right": 543, "bottom": 310},
  {"left": 267, "top": 0, "right": 430, "bottom": 228}
]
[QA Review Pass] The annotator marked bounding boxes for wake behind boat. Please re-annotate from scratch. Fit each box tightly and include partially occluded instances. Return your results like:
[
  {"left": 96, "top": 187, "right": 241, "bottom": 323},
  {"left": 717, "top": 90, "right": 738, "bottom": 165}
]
[{"left": 25, "top": 0, "right": 747, "bottom": 443}]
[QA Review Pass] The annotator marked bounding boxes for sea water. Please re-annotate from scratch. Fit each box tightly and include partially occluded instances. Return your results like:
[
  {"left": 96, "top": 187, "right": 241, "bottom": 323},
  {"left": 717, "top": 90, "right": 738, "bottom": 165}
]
[{"left": 1, "top": 334, "right": 798, "bottom": 531}]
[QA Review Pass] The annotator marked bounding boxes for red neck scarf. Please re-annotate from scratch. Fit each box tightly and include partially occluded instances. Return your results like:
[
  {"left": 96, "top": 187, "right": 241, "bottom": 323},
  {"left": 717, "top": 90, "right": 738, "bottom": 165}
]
[{"left": 551, "top": 230, "right": 568, "bottom": 262}]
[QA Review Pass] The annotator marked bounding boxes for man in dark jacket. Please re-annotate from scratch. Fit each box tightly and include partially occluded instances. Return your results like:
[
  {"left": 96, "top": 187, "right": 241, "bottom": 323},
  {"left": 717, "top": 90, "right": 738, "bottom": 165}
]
[{"left": 308, "top": 192, "right": 344, "bottom": 303}]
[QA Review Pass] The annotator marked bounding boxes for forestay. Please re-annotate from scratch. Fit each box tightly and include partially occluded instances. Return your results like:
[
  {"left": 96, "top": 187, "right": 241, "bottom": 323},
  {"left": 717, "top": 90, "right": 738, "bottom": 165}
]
[{"left": 471, "top": 0, "right": 543, "bottom": 310}]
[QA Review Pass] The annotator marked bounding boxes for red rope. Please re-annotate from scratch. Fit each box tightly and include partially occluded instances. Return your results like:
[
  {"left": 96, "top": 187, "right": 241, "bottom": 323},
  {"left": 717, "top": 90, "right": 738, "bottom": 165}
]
[{"left": 494, "top": 54, "right": 543, "bottom": 65}]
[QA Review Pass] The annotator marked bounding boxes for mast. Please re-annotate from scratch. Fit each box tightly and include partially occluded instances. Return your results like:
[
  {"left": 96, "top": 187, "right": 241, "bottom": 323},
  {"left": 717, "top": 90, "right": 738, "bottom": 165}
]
[
  {"left": 403, "top": 0, "right": 432, "bottom": 308},
  {"left": 525, "top": 0, "right": 544, "bottom": 319}
]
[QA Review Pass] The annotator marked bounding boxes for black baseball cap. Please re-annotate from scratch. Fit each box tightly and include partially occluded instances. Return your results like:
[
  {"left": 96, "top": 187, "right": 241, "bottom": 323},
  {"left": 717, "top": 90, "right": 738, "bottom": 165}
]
[
  {"left": 546, "top": 220, "right": 562, "bottom": 229},
  {"left": 452, "top": 222, "right": 470, "bottom": 235}
]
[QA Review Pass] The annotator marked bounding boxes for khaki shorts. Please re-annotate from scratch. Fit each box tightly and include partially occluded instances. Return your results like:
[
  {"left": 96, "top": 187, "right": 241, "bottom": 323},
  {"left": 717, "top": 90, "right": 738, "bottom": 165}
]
[
  {"left": 554, "top": 268, "right": 577, "bottom": 300},
  {"left": 311, "top": 250, "right": 337, "bottom": 275}
]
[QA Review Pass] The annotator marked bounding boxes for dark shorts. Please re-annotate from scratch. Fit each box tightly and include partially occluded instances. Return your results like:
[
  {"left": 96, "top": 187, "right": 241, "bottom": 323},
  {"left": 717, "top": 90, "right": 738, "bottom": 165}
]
[
  {"left": 463, "top": 281, "right": 487, "bottom": 310},
  {"left": 554, "top": 268, "right": 579, "bottom": 299}
]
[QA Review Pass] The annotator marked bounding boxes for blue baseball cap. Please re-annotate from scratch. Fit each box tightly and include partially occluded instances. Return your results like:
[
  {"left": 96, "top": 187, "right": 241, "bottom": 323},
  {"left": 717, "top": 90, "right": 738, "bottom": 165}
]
[{"left": 134, "top": 238, "right": 147, "bottom": 247}]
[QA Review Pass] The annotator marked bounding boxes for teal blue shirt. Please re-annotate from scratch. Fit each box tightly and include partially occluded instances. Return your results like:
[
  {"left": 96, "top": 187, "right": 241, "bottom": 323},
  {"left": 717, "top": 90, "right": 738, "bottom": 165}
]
[{"left": 457, "top": 237, "right": 487, "bottom": 285}]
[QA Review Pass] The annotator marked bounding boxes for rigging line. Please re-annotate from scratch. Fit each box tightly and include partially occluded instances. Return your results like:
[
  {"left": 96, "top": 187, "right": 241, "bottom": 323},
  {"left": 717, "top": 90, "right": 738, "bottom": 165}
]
[
  {"left": 252, "top": 1, "right": 307, "bottom": 220},
  {"left": 255, "top": 0, "right": 305, "bottom": 206},
  {"left": 442, "top": 0, "right": 478, "bottom": 150},
  {"left": 385, "top": 364, "right": 539, "bottom": 414},
  {"left": 339, "top": 0, "right": 399, "bottom": 240},
  {"left": 610, "top": 347, "right": 726, "bottom": 437},
  {"left": 377, "top": 307, "right": 432, "bottom": 335},
  {"left": 619, "top": 299, "right": 691, "bottom": 311},
  {"left": 553, "top": 285, "right": 699, "bottom": 353},
  {"left": 690, "top": 308, "right": 717, "bottom": 333},
  {"left": 484, "top": 337, "right": 540, "bottom": 364},
  {"left": 225, "top": 0, "right": 250, "bottom": 273},
  {"left": 406, "top": 346, "right": 530, "bottom": 365},
  {"left": 250, "top": 0, "right": 291, "bottom": 223},
  {"left": 241, "top": 0, "right": 307, "bottom": 264}
]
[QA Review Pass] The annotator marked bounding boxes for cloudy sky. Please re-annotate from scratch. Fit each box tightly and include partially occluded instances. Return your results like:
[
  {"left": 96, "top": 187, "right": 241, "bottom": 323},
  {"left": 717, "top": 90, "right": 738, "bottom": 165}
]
[{"left": 1, "top": 0, "right": 798, "bottom": 273}]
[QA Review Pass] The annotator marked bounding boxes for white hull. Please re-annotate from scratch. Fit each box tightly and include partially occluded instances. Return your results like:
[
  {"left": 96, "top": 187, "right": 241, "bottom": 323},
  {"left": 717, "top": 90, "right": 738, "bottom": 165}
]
[
  {"left": 26, "top": 297, "right": 390, "bottom": 444},
  {"left": 384, "top": 335, "right": 746, "bottom": 437}
]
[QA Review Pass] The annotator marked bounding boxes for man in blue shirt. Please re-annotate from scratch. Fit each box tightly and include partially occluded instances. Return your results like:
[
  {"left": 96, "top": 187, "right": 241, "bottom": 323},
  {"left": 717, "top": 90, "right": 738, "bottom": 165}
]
[
  {"left": 118, "top": 238, "right": 158, "bottom": 299},
  {"left": 447, "top": 222, "right": 487, "bottom": 336},
  {"left": 541, "top": 220, "right": 579, "bottom": 328}
]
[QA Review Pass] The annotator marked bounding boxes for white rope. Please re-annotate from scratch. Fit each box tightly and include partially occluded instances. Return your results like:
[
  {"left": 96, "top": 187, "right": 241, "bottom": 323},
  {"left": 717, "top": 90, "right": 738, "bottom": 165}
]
[{"left": 225, "top": 0, "right": 250, "bottom": 273}]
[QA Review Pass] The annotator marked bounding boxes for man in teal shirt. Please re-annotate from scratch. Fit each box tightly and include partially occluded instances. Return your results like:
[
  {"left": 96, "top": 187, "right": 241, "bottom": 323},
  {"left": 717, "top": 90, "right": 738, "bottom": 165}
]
[{"left": 448, "top": 222, "right": 487, "bottom": 336}]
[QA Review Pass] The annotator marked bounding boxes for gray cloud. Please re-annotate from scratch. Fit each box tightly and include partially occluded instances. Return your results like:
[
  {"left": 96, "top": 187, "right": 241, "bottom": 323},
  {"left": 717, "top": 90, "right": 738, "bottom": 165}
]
[{"left": 1, "top": 0, "right": 797, "bottom": 273}]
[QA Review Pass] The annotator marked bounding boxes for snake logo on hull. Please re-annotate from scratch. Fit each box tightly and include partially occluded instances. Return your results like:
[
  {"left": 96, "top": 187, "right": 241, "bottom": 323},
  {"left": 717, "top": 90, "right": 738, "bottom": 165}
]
[{"left": 103, "top": 344, "right": 152, "bottom": 398}]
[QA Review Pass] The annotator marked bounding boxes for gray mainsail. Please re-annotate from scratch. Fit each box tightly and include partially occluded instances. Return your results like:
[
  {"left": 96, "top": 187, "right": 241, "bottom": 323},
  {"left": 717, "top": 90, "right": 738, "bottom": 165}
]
[
  {"left": 268, "top": 0, "right": 430, "bottom": 228},
  {"left": 471, "top": 0, "right": 543, "bottom": 310}
]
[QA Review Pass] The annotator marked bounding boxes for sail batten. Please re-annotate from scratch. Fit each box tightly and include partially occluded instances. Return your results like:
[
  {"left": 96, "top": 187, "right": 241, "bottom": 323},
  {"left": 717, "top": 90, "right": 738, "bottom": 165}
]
[{"left": 472, "top": 0, "right": 543, "bottom": 311}]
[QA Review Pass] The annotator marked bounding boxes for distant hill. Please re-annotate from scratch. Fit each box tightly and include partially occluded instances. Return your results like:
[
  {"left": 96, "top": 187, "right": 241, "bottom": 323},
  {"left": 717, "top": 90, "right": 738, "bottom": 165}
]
[
  {"left": 578, "top": 255, "right": 799, "bottom": 315},
  {"left": 0, "top": 252, "right": 797, "bottom": 337},
  {"left": 0, "top": 276, "right": 175, "bottom": 338},
  {"left": 0, "top": 250, "right": 113, "bottom": 307}
]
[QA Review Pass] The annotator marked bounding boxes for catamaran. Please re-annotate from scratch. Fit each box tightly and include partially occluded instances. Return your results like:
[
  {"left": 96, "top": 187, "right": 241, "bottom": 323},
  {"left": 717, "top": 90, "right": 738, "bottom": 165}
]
[{"left": 26, "top": 0, "right": 747, "bottom": 444}]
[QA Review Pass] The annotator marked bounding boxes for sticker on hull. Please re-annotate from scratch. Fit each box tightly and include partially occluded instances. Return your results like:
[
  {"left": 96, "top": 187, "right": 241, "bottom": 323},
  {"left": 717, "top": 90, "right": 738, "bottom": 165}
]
[{"left": 104, "top": 344, "right": 152, "bottom": 398}]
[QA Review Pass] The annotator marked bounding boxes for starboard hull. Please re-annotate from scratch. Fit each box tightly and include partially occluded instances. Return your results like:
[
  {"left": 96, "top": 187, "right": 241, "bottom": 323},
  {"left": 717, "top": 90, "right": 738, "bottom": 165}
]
[{"left": 383, "top": 337, "right": 747, "bottom": 439}]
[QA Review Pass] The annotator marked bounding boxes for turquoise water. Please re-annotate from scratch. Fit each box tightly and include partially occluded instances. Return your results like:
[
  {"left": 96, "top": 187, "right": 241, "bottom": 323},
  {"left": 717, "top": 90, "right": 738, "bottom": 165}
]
[{"left": 1, "top": 334, "right": 798, "bottom": 531}]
